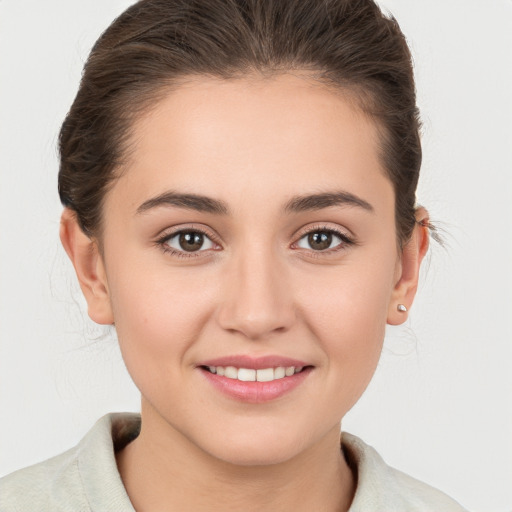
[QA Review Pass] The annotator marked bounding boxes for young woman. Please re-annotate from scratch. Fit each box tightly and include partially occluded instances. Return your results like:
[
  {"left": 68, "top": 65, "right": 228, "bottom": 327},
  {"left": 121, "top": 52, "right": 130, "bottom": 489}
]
[{"left": 0, "top": 1, "right": 469, "bottom": 510}]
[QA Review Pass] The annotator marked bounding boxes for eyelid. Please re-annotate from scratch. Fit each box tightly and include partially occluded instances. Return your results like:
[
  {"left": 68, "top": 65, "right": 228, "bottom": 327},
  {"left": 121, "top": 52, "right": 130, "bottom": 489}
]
[{"left": 293, "top": 222, "right": 354, "bottom": 241}]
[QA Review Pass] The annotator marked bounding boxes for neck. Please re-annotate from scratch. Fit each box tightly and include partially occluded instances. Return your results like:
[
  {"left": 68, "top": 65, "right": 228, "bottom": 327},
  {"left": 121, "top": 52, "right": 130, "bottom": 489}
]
[{"left": 116, "top": 402, "right": 355, "bottom": 512}]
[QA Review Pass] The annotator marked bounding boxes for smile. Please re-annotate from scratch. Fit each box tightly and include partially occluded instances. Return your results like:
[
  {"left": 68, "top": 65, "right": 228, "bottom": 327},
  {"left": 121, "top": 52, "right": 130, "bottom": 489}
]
[
  {"left": 205, "top": 366, "right": 304, "bottom": 382},
  {"left": 198, "top": 357, "right": 313, "bottom": 403}
]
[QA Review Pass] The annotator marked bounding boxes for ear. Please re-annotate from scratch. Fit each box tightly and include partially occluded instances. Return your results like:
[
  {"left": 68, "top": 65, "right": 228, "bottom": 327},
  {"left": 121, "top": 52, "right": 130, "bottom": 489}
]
[
  {"left": 59, "top": 208, "right": 114, "bottom": 325},
  {"left": 387, "top": 207, "right": 430, "bottom": 325}
]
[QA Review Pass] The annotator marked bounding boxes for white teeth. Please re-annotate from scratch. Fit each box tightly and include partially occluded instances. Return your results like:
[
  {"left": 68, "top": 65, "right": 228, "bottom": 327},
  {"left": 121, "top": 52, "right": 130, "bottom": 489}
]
[
  {"left": 274, "top": 366, "right": 286, "bottom": 379},
  {"left": 224, "top": 366, "right": 238, "bottom": 379},
  {"left": 285, "top": 366, "right": 295, "bottom": 377},
  {"left": 238, "top": 368, "right": 256, "bottom": 382},
  {"left": 206, "top": 365, "right": 305, "bottom": 382},
  {"left": 256, "top": 368, "right": 274, "bottom": 382}
]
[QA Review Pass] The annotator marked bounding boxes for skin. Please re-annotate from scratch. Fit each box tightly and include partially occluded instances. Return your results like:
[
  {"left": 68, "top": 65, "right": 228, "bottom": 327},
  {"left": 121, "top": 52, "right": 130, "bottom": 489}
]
[{"left": 60, "top": 73, "right": 429, "bottom": 512}]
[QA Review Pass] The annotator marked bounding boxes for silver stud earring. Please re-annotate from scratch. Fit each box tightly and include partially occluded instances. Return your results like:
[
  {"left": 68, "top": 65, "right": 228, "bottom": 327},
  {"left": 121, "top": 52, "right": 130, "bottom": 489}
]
[{"left": 397, "top": 304, "right": 407, "bottom": 313}]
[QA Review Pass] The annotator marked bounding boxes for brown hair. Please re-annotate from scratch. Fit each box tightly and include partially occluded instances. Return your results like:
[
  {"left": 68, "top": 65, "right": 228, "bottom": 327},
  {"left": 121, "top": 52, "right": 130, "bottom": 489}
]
[{"left": 58, "top": 0, "right": 422, "bottom": 245}]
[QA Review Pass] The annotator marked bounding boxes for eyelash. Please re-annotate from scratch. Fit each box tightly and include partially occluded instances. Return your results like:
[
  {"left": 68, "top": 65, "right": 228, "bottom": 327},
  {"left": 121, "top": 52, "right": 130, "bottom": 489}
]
[{"left": 155, "top": 224, "right": 356, "bottom": 259}]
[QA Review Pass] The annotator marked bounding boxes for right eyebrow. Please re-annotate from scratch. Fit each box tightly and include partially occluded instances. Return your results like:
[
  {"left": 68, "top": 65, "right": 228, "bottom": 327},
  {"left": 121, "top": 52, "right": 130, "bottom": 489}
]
[
  {"left": 283, "top": 191, "right": 374, "bottom": 214},
  {"left": 136, "top": 191, "right": 230, "bottom": 215}
]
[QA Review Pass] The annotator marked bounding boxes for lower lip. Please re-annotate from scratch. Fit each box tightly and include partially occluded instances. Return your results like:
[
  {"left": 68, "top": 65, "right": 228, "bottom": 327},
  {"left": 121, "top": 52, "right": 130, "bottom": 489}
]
[{"left": 199, "top": 367, "right": 313, "bottom": 403}]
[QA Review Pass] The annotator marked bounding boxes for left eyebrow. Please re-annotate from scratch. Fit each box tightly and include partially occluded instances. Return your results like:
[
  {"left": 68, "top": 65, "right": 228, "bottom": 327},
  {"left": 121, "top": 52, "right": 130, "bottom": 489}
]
[
  {"left": 283, "top": 191, "right": 374, "bottom": 214},
  {"left": 136, "top": 191, "right": 230, "bottom": 215}
]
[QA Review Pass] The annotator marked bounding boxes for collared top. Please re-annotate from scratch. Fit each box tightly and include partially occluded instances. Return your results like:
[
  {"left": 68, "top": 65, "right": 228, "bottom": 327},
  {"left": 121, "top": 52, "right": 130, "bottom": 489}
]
[{"left": 0, "top": 413, "right": 468, "bottom": 511}]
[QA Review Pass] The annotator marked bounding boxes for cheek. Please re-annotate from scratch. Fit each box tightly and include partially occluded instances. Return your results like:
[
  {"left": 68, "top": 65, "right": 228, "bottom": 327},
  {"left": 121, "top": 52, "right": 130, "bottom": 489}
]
[
  {"left": 301, "top": 254, "right": 394, "bottom": 337},
  {"left": 107, "top": 258, "right": 217, "bottom": 375},
  {"left": 298, "top": 256, "right": 395, "bottom": 404}
]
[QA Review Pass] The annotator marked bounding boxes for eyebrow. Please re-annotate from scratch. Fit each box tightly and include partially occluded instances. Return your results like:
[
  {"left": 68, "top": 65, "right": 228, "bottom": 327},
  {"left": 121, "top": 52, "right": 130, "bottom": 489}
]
[
  {"left": 283, "top": 191, "right": 374, "bottom": 214},
  {"left": 136, "top": 191, "right": 229, "bottom": 215},
  {"left": 136, "top": 190, "right": 374, "bottom": 216}
]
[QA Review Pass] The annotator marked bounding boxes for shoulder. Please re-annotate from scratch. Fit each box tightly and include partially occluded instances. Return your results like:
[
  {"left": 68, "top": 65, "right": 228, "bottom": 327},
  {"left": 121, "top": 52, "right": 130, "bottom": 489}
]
[
  {"left": 0, "top": 444, "right": 88, "bottom": 512},
  {"left": 0, "top": 413, "right": 139, "bottom": 512},
  {"left": 342, "top": 432, "right": 469, "bottom": 512}
]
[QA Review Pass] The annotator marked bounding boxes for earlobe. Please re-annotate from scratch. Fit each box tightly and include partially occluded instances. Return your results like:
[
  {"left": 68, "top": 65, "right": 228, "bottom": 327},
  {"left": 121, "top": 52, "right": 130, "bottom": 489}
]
[
  {"left": 59, "top": 208, "right": 114, "bottom": 325},
  {"left": 387, "top": 208, "right": 430, "bottom": 326}
]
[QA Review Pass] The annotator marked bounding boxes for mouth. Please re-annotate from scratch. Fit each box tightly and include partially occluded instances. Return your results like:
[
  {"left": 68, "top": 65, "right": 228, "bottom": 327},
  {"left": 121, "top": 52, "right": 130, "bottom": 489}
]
[
  {"left": 197, "top": 357, "right": 314, "bottom": 403},
  {"left": 201, "top": 365, "right": 309, "bottom": 382}
]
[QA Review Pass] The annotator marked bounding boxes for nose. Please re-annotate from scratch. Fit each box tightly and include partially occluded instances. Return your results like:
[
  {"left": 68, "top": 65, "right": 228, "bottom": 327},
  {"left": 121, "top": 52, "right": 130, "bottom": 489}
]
[{"left": 216, "top": 245, "right": 296, "bottom": 340}]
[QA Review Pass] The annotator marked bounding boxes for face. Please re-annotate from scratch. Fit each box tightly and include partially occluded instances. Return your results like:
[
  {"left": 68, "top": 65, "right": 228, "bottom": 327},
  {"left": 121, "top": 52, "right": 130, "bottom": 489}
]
[{"left": 92, "top": 74, "right": 405, "bottom": 465}]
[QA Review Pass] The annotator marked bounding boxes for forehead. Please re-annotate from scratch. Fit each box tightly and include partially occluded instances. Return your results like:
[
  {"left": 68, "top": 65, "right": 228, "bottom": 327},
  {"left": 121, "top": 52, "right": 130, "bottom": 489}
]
[{"left": 109, "top": 73, "right": 393, "bottom": 218}]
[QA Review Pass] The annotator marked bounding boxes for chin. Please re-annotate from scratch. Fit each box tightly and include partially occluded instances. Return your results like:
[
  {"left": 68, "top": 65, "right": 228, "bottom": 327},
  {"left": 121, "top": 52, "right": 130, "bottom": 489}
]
[
  {"left": 196, "top": 423, "right": 316, "bottom": 467},
  {"left": 212, "top": 440, "right": 302, "bottom": 467}
]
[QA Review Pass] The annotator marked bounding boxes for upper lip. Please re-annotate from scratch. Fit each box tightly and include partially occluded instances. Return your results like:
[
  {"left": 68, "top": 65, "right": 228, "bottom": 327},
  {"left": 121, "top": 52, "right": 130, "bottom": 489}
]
[{"left": 198, "top": 355, "right": 311, "bottom": 370}]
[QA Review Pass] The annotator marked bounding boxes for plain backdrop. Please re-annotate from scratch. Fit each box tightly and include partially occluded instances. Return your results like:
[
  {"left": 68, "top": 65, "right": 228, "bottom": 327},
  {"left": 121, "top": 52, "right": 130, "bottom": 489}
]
[{"left": 1, "top": 1, "right": 511, "bottom": 511}]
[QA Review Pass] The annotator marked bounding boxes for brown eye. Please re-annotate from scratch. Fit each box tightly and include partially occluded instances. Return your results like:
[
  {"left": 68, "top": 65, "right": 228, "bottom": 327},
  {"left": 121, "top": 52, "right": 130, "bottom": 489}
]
[
  {"left": 308, "top": 232, "right": 332, "bottom": 250},
  {"left": 296, "top": 229, "right": 350, "bottom": 252},
  {"left": 179, "top": 232, "right": 204, "bottom": 252},
  {"left": 165, "top": 231, "right": 215, "bottom": 253}
]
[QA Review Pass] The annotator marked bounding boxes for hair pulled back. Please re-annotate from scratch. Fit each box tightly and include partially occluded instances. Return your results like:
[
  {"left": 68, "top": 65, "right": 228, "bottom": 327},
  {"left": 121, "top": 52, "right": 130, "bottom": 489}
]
[{"left": 58, "top": 0, "right": 422, "bottom": 244}]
